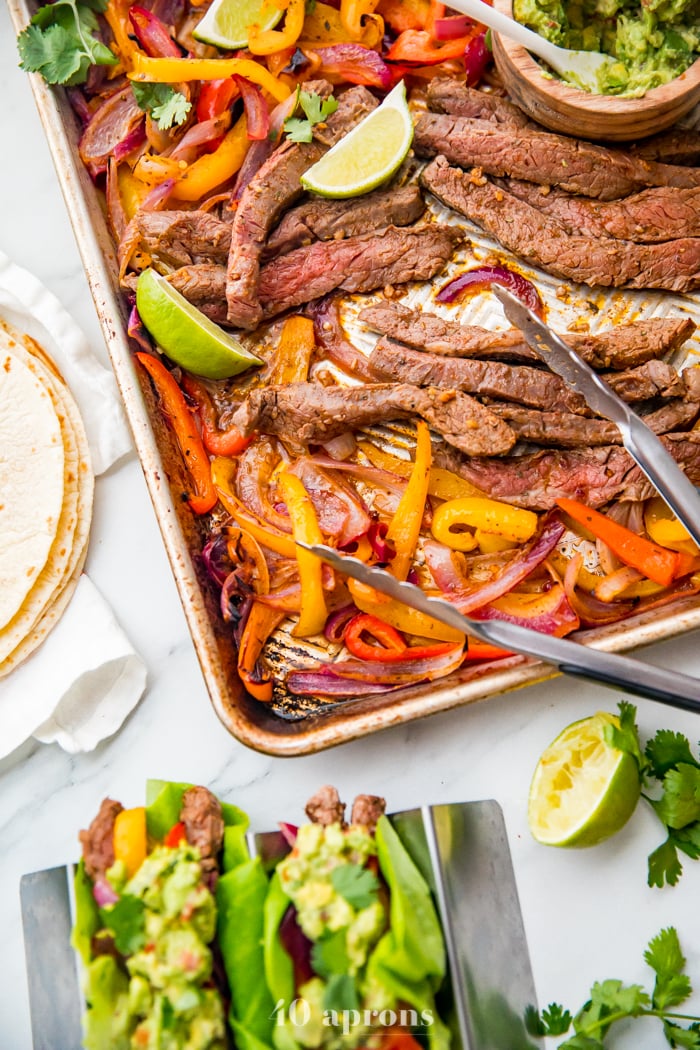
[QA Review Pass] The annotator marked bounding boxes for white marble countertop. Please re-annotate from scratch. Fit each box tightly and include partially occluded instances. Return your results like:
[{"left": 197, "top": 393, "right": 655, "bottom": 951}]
[{"left": 3, "top": 8, "right": 700, "bottom": 1046}]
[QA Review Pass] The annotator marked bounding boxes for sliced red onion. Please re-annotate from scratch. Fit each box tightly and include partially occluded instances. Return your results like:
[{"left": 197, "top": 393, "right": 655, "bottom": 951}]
[
  {"left": 307, "top": 453, "right": 406, "bottom": 496},
  {"left": 308, "top": 297, "right": 378, "bottom": 381},
  {"left": 235, "top": 75, "right": 270, "bottom": 141},
  {"left": 470, "top": 586, "right": 579, "bottom": 636},
  {"left": 114, "top": 124, "right": 148, "bottom": 165},
  {"left": 92, "top": 877, "right": 119, "bottom": 907},
  {"left": 169, "top": 115, "right": 229, "bottom": 161},
  {"left": 106, "top": 157, "right": 127, "bottom": 242},
  {"left": 141, "top": 177, "right": 177, "bottom": 211},
  {"left": 368, "top": 521, "right": 396, "bottom": 562},
  {"left": 437, "top": 264, "right": 545, "bottom": 319},
  {"left": 201, "top": 533, "right": 232, "bottom": 588},
  {"left": 323, "top": 644, "right": 464, "bottom": 683},
  {"left": 463, "top": 31, "right": 492, "bottom": 86},
  {"left": 423, "top": 539, "right": 468, "bottom": 592},
  {"left": 279, "top": 905, "right": 314, "bottom": 989},
  {"left": 562, "top": 554, "right": 635, "bottom": 627},
  {"left": 127, "top": 305, "right": 153, "bottom": 354},
  {"left": 279, "top": 822, "right": 299, "bottom": 847},
  {"left": 80, "top": 86, "right": 146, "bottom": 177},
  {"left": 67, "top": 87, "right": 92, "bottom": 127},
  {"left": 324, "top": 604, "right": 358, "bottom": 643},
  {"left": 232, "top": 92, "right": 299, "bottom": 201},
  {"left": 151, "top": 0, "right": 184, "bottom": 26},
  {"left": 314, "top": 44, "right": 392, "bottom": 89},
  {"left": 289, "top": 458, "right": 371, "bottom": 547},
  {"left": 236, "top": 439, "right": 293, "bottom": 534},
  {"left": 321, "top": 431, "right": 357, "bottom": 461},
  {"left": 287, "top": 671, "right": 398, "bottom": 696},
  {"left": 593, "top": 565, "right": 645, "bottom": 602},
  {"left": 129, "top": 5, "right": 182, "bottom": 57},
  {"left": 221, "top": 569, "right": 255, "bottom": 622},
  {"left": 433, "top": 15, "right": 474, "bottom": 39}
]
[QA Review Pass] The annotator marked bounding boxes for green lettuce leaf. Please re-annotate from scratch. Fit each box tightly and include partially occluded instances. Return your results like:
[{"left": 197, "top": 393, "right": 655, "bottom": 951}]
[
  {"left": 145, "top": 779, "right": 248, "bottom": 846},
  {"left": 81, "top": 955, "right": 131, "bottom": 1050},
  {"left": 264, "top": 869, "right": 295, "bottom": 1008},
  {"left": 71, "top": 858, "right": 100, "bottom": 966}
]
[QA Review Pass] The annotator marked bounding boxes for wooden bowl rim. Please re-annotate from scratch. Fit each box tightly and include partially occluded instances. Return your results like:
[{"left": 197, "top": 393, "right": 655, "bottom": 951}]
[{"left": 492, "top": 0, "right": 700, "bottom": 115}]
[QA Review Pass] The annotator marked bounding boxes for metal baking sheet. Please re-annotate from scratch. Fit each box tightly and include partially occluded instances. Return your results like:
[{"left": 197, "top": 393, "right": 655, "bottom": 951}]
[{"left": 9, "top": 0, "right": 700, "bottom": 754}]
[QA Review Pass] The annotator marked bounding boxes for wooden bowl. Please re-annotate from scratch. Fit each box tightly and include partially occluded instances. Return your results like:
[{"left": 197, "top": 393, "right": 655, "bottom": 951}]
[{"left": 491, "top": 0, "right": 700, "bottom": 141}]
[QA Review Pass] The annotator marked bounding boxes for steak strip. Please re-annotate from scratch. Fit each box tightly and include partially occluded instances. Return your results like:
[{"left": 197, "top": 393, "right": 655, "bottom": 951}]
[
  {"left": 257, "top": 223, "right": 464, "bottom": 319},
  {"left": 421, "top": 157, "right": 700, "bottom": 292},
  {"left": 426, "top": 78, "right": 532, "bottom": 128},
  {"left": 433, "top": 433, "right": 700, "bottom": 510},
  {"left": 501, "top": 179, "right": 700, "bottom": 243},
  {"left": 414, "top": 114, "right": 700, "bottom": 200},
  {"left": 263, "top": 183, "right": 425, "bottom": 259},
  {"left": 630, "top": 128, "right": 700, "bottom": 167},
  {"left": 79, "top": 798, "right": 124, "bottom": 883},
  {"left": 181, "top": 785, "right": 225, "bottom": 876},
  {"left": 123, "top": 210, "right": 231, "bottom": 272},
  {"left": 306, "top": 786, "right": 346, "bottom": 826},
  {"left": 226, "top": 84, "right": 378, "bottom": 329},
  {"left": 359, "top": 300, "right": 696, "bottom": 371},
  {"left": 226, "top": 382, "right": 516, "bottom": 456}
]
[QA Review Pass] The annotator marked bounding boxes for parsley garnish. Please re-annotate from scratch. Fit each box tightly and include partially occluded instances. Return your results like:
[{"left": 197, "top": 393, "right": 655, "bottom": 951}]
[
  {"left": 330, "top": 863, "right": 379, "bottom": 910},
  {"left": 526, "top": 929, "right": 700, "bottom": 1048},
  {"left": 131, "top": 83, "right": 191, "bottom": 131},
  {"left": 17, "top": 0, "right": 117, "bottom": 86},
  {"left": 101, "top": 894, "right": 146, "bottom": 955},
  {"left": 284, "top": 90, "right": 339, "bottom": 143}
]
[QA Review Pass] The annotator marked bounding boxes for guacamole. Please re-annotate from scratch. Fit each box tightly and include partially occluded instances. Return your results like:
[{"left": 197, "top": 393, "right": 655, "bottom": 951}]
[{"left": 514, "top": 0, "right": 700, "bottom": 95}]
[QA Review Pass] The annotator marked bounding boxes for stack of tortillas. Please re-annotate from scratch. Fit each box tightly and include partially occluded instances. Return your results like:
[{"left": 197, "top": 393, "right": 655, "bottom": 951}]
[{"left": 0, "top": 316, "right": 93, "bottom": 677}]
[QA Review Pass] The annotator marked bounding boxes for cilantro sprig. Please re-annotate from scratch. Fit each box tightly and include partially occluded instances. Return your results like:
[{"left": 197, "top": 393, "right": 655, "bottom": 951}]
[
  {"left": 330, "top": 863, "right": 379, "bottom": 911},
  {"left": 526, "top": 929, "right": 700, "bottom": 1049},
  {"left": 18, "top": 0, "right": 117, "bottom": 86},
  {"left": 284, "top": 90, "right": 339, "bottom": 143},
  {"left": 131, "top": 83, "right": 191, "bottom": 131}
]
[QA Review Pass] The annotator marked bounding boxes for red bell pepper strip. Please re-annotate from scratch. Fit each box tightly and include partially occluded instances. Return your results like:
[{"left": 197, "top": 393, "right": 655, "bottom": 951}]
[
  {"left": 164, "top": 821, "right": 187, "bottom": 847},
  {"left": 385, "top": 28, "right": 477, "bottom": 63},
  {"left": 344, "top": 613, "right": 456, "bottom": 662},
  {"left": 136, "top": 352, "right": 217, "bottom": 514},
  {"left": 464, "top": 640, "right": 512, "bottom": 661},
  {"left": 557, "top": 497, "right": 698, "bottom": 587},
  {"left": 180, "top": 374, "right": 253, "bottom": 456},
  {"left": 197, "top": 78, "right": 239, "bottom": 122}
]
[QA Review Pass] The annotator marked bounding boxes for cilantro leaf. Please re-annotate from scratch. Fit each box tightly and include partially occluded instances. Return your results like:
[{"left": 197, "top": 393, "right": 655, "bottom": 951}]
[
  {"left": 573, "top": 980, "right": 650, "bottom": 1042},
  {"left": 652, "top": 765, "right": 700, "bottom": 830},
  {"left": 646, "top": 731, "right": 700, "bottom": 780},
  {"left": 672, "top": 822, "right": 700, "bottom": 860},
  {"left": 645, "top": 927, "right": 692, "bottom": 1010},
  {"left": 663, "top": 1022, "right": 700, "bottom": 1048},
  {"left": 559, "top": 1035, "right": 605, "bottom": 1050},
  {"left": 330, "top": 863, "right": 379, "bottom": 911},
  {"left": 604, "top": 702, "right": 645, "bottom": 771},
  {"left": 284, "top": 90, "right": 338, "bottom": 143},
  {"left": 648, "top": 836, "right": 684, "bottom": 888},
  {"left": 101, "top": 894, "right": 146, "bottom": 955},
  {"left": 323, "top": 973, "right": 359, "bottom": 1014},
  {"left": 283, "top": 116, "right": 314, "bottom": 143},
  {"left": 131, "top": 83, "right": 191, "bottom": 130},
  {"left": 311, "top": 929, "right": 350, "bottom": 980},
  {"left": 17, "top": 0, "right": 117, "bottom": 86},
  {"left": 524, "top": 1002, "right": 574, "bottom": 1037}
]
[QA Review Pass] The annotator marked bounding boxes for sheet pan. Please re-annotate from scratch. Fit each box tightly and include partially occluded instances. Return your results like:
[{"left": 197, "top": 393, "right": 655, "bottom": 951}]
[{"left": 9, "top": 0, "right": 700, "bottom": 754}]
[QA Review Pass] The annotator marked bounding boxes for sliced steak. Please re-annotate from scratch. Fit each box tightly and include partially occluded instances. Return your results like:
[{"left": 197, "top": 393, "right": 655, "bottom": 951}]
[
  {"left": 490, "top": 399, "right": 700, "bottom": 447},
  {"left": 350, "top": 795, "right": 386, "bottom": 830},
  {"left": 369, "top": 337, "right": 590, "bottom": 414},
  {"left": 79, "top": 798, "right": 124, "bottom": 882},
  {"left": 433, "top": 433, "right": 700, "bottom": 510},
  {"left": 125, "top": 210, "right": 231, "bottom": 270},
  {"left": 306, "top": 785, "right": 346, "bottom": 826},
  {"left": 264, "top": 184, "right": 425, "bottom": 259},
  {"left": 501, "top": 179, "right": 700, "bottom": 243},
  {"left": 226, "top": 381, "right": 516, "bottom": 456},
  {"left": 421, "top": 157, "right": 700, "bottom": 292},
  {"left": 166, "top": 263, "right": 228, "bottom": 324},
  {"left": 426, "top": 79, "right": 531, "bottom": 128},
  {"left": 226, "top": 84, "right": 378, "bottom": 329},
  {"left": 606, "top": 360, "right": 700, "bottom": 402},
  {"left": 414, "top": 114, "right": 700, "bottom": 200},
  {"left": 258, "top": 224, "right": 463, "bottom": 319},
  {"left": 359, "top": 300, "right": 695, "bottom": 371},
  {"left": 630, "top": 128, "right": 700, "bottom": 166},
  {"left": 181, "top": 785, "right": 225, "bottom": 875}
]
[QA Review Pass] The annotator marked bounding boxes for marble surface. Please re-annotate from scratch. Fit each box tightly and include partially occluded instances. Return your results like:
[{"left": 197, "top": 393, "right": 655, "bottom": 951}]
[{"left": 3, "top": 9, "right": 700, "bottom": 1046}]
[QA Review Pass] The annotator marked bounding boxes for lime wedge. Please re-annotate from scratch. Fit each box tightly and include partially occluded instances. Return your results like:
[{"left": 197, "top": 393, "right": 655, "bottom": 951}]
[
  {"left": 301, "top": 81, "right": 414, "bottom": 199},
  {"left": 136, "top": 269, "right": 262, "bottom": 381},
  {"left": 528, "top": 711, "right": 641, "bottom": 848},
  {"left": 193, "top": 0, "right": 283, "bottom": 50}
]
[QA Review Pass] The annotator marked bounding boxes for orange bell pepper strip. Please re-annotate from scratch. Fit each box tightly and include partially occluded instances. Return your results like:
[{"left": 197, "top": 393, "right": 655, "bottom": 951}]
[
  {"left": 113, "top": 808, "right": 147, "bottom": 877},
  {"left": 464, "top": 640, "right": 512, "bottom": 661},
  {"left": 181, "top": 375, "right": 253, "bottom": 456},
  {"left": 340, "top": 0, "right": 380, "bottom": 39},
  {"left": 377, "top": 0, "right": 430, "bottom": 33},
  {"left": 385, "top": 28, "right": 476, "bottom": 62},
  {"left": 238, "top": 601, "right": 285, "bottom": 702},
  {"left": 248, "top": 0, "right": 306, "bottom": 55},
  {"left": 385, "top": 421, "right": 431, "bottom": 581},
  {"left": 269, "top": 315, "right": 316, "bottom": 385},
  {"left": 347, "top": 578, "right": 465, "bottom": 644},
  {"left": 344, "top": 612, "right": 456, "bottom": 662},
  {"left": 301, "top": 1, "right": 382, "bottom": 44},
  {"left": 136, "top": 352, "right": 217, "bottom": 514},
  {"left": 212, "top": 457, "right": 297, "bottom": 558},
  {"left": 128, "top": 54, "right": 291, "bottom": 102},
  {"left": 277, "top": 472, "right": 328, "bottom": 637},
  {"left": 557, "top": 497, "right": 698, "bottom": 587},
  {"left": 171, "top": 115, "right": 249, "bottom": 201}
]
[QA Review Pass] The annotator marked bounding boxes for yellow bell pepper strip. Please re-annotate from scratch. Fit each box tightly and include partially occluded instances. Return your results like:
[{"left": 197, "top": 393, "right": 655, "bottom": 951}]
[
  {"left": 105, "top": 0, "right": 138, "bottom": 68},
  {"left": 135, "top": 353, "right": 217, "bottom": 515},
  {"left": 113, "top": 807, "right": 147, "bottom": 878},
  {"left": 347, "top": 577, "right": 465, "bottom": 644},
  {"left": 128, "top": 54, "right": 291, "bottom": 102},
  {"left": 117, "top": 163, "right": 151, "bottom": 218},
  {"left": 358, "top": 441, "right": 486, "bottom": 500},
  {"left": 238, "top": 601, "right": 285, "bottom": 702},
  {"left": 277, "top": 472, "right": 329, "bottom": 637},
  {"left": 475, "top": 529, "right": 515, "bottom": 554},
  {"left": 644, "top": 496, "right": 700, "bottom": 556},
  {"left": 385, "top": 421, "right": 432, "bottom": 581},
  {"left": 269, "top": 315, "right": 316, "bottom": 385},
  {"left": 377, "top": 0, "right": 430, "bottom": 33},
  {"left": 431, "top": 497, "right": 538, "bottom": 552},
  {"left": 557, "top": 497, "right": 698, "bottom": 587},
  {"left": 341, "top": 0, "right": 380, "bottom": 39},
  {"left": 226, "top": 526, "right": 271, "bottom": 596},
  {"left": 212, "top": 457, "right": 297, "bottom": 558},
  {"left": 248, "top": 0, "right": 306, "bottom": 55},
  {"left": 301, "top": 1, "right": 383, "bottom": 45},
  {"left": 171, "top": 114, "right": 249, "bottom": 201}
]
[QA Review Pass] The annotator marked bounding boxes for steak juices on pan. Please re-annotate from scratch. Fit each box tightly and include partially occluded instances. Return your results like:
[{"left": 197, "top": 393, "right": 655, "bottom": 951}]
[
  {"left": 57, "top": 0, "right": 700, "bottom": 705},
  {"left": 74, "top": 784, "right": 449, "bottom": 1049}
]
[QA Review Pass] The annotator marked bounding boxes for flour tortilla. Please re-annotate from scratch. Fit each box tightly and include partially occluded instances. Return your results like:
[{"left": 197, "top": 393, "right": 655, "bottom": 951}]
[{"left": 0, "top": 320, "right": 94, "bottom": 675}]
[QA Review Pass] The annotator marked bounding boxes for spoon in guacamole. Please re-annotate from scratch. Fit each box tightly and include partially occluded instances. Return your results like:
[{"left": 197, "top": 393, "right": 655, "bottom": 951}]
[{"left": 446, "top": 0, "right": 620, "bottom": 92}]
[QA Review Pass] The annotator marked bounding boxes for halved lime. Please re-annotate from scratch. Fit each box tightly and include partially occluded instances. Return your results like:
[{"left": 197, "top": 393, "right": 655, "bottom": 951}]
[
  {"left": 528, "top": 711, "right": 641, "bottom": 848},
  {"left": 193, "top": 0, "right": 283, "bottom": 50},
  {"left": 136, "top": 269, "right": 262, "bottom": 381},
  {"left": 301, "top": 80, "right": 414, "bottom": 199}
]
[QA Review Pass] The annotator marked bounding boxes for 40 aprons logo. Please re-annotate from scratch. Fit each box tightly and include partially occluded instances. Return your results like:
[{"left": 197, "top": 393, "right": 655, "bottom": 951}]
[{"left": 271, "top": 999, "right": 435, "bottom": 1037}]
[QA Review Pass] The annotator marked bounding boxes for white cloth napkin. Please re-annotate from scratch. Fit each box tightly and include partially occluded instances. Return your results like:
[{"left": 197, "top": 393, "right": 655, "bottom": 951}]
[{"left": 0, "top": 251, "right": 147, "bottom": 757}]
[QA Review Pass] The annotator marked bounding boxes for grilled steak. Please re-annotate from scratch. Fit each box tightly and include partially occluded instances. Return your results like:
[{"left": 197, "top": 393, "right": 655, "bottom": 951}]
[
  {"left": 226, "top": 382, "right": 516, "bottom": 456},
  {"left": 306, "top": 786, "right": 346, "bottom": 826},
  {"left": 257, "top": 224, "right": 463, "bottom": 319},
  {"left": 125, "top": 210, "right": 231, "bottom": 271},
  {"left": 350, "top": 794, "right": 386, "bottom": 830},
  {"left": 226, "top": 84, "right": 378, "bottom": 329},
  {"left": 433, "top": 433, "right": 700, "bottom": 510},
  {"left": 79, "top": 798, "right": 124, "bottom": 882},
  {"left": 426, "top": 79, "right": 531, "bottom": 128},
  {"left": 421, "top": 158, "right": 700, "bottom": 292},
  {"left": 630, "top": 128, "right": 700, "bottom": 167},
  {"left": 414, "top": 114, "right": 700, "bottom": 200},
  {"left": 606, "top": 360, "right": 700, "bottom": 402},
  {"left": 165, "top": 263, "right": 228, "bottom": 324},
  {"left": 264, "top": 183, "right": 425, "bottom": 259},
  {"left": 369, "top": 337, "right": 590, "bottom": 414},
  {"left": 501, "top": 179, "right": 700, "bottom": 243},
  {"left": 359, "top": 301, "right": 695, "bottom": 371},
  {"left": 181, "top": 785, "right": 225, "bottom": 876}
]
